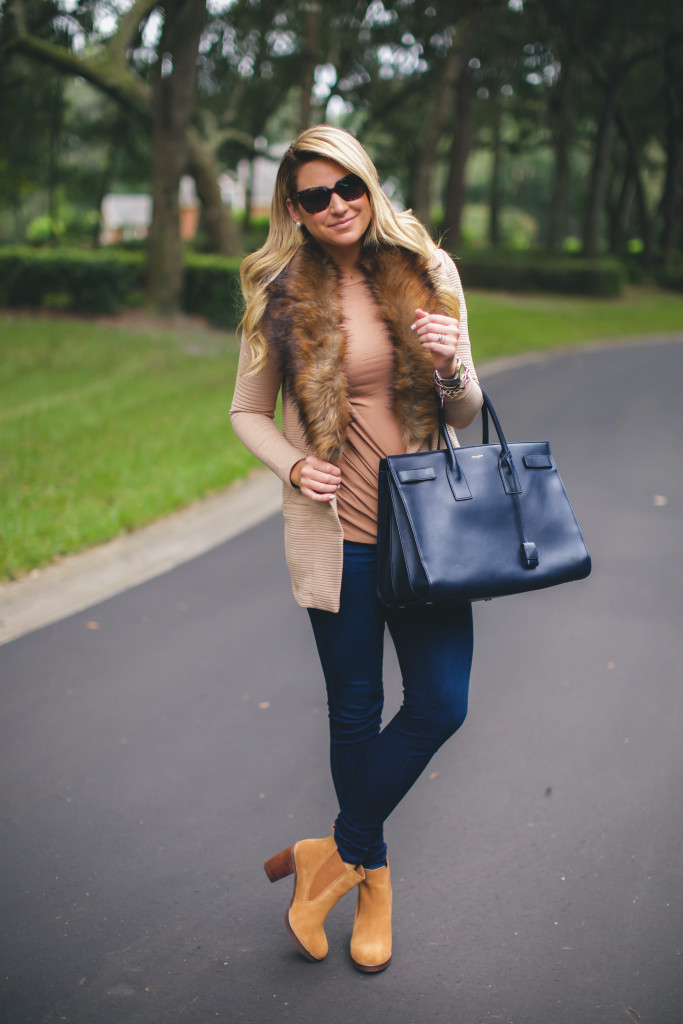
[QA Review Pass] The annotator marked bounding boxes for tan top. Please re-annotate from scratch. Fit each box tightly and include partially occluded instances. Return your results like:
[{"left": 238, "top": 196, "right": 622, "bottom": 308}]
[
  {"left": 337, "top": 277, "right": 406, "bottom": 543},
  {"left": 230, "top": 249, "right": 482, "bottom": 612}
]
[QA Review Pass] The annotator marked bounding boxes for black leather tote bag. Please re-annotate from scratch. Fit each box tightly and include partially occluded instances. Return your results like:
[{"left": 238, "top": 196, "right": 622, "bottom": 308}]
[{"left": 377, "top": 390, "right": 591, "bottom": 606}]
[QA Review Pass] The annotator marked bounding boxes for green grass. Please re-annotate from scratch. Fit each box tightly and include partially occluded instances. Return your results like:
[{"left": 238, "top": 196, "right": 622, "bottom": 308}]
[
  {"left": 0, "top": 315, "right": 260, "bottom": 580},
  {"left": 2, "top": 285, "right": 682, "bottom": 580},
  {"left": 466, "top": 286, "right": 683, "bottom": 361}
]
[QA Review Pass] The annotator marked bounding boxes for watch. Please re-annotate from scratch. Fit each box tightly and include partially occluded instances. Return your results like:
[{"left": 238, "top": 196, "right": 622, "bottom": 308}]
[{"left": 434, "top": 360, "right": 468, "bottom": 390}]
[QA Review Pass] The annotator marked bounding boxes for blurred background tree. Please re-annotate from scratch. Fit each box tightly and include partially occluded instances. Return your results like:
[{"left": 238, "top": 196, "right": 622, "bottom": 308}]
[{"left": 1, "top": 0, "right": 682, "bottom": 314}]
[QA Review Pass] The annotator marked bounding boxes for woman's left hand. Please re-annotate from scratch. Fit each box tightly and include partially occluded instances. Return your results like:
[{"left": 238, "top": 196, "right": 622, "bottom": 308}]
[{"left": 411, "top": 307, "right": 460, "bottom": 378}]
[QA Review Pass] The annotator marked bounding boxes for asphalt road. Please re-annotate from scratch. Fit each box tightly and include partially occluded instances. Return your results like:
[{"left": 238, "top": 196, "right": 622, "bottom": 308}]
[{"left": 1, "top": 339, "right": 682, "bottom": 1024}]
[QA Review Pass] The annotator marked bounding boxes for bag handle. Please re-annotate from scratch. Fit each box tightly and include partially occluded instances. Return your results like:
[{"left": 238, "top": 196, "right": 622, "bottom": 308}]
[
  {"left": 438, "top": 389, "right": 510, "bottom": 456},
  {"left": 478, "top": 391, "right": 522, "bottom": 496},
  {"left": 439, "top": 390, "right": 538, "bottom": 569}
]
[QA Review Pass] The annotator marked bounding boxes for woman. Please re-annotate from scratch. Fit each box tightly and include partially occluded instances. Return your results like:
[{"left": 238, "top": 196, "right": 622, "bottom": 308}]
[{"left": 230, "top": 125, "right": 482, "bottom": 972}]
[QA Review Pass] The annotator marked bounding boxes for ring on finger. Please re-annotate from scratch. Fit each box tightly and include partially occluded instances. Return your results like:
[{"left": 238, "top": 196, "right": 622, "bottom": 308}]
[{"left": 436, "top": 333, "right": 446, "bottom": 344}]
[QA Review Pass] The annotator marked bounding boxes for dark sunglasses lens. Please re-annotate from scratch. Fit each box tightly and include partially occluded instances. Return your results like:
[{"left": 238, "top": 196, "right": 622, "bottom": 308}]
[
  {"left": 336, "top": 175, "right": 366, "bottom": 201},
  {"left": 298, "top": 190, "right": 330, "bottom": 214}
]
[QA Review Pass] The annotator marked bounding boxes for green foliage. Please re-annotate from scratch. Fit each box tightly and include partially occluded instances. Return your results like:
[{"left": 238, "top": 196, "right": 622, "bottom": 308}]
[
  {"left": 442, "top": 203, "right": 540, "bottom": 250},
  {"left": 0, "top": 52, "right": 66, "bottom": 229},
  {"left": 2, "top": 0, "right": 681, "bottom": 279},
  {"left": 457, "top": 252, "right": 625, "bottom": 297},
  {"left": 0, "top": 247, "right": 145, "bottom": 313},
  {"left": 0, "top": 247, "right": 244, "bottom": 325},
  {"left": 26, "top": 215, "right": 66, "bottom": 244},
  {"left": 184, "top": 253, "right": 243, "bottom": 329},
  {"left": 620, "top": 254, "right": 648, "bottom": 284},
  {"left": 241, "top": 216, "right": 271, "bottom": 256},
  {"left": 657, "top": 266, "right": 683, "bottom": 293}
]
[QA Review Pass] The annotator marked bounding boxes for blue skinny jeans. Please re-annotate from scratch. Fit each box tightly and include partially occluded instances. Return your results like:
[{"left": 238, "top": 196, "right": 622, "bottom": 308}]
[{"left": 308, "top": 541, "right": 473, "bottom": 869}]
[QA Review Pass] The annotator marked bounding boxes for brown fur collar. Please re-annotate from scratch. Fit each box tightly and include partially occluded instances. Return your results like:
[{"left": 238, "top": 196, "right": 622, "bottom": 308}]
[{"left": 263, "top": 242, "right": 459, "bottom": 463}]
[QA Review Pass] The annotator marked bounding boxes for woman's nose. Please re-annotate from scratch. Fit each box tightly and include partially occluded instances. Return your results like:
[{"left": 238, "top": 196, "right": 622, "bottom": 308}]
[{"left": 328, "top": 191, "right": 347, "bottom": 214}]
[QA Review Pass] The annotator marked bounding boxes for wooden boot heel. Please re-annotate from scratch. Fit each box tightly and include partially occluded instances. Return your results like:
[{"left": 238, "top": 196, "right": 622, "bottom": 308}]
[{"left": 264, "top": 845, "right": 296, "bottom": 882}]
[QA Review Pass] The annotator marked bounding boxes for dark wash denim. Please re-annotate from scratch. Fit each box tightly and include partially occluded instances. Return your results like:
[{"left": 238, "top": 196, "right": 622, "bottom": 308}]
[{"left": 308, "top": 540, "right": 473, "bottom": 868}]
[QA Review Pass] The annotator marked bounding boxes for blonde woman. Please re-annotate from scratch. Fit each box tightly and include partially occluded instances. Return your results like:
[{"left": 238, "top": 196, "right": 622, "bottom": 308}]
[{"left": 230, "top": 125, "right": 482, "bottom": 972}]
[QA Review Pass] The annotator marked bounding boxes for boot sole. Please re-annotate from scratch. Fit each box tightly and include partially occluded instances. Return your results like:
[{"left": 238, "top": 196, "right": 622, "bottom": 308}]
[
  {"left": 352, "top": 950, "right": 389, "bottom": 974},
  {"left": 351, "top": 954, "right": 392, "bottom": 973},
  {"left": 285, "top": 904, "right": 323, "bottom": 962}
]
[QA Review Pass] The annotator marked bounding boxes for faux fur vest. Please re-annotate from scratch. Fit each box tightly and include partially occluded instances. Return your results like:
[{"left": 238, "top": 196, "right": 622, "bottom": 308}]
[{"left": 263, "top": 242, "right": 460, "bottom": 464}]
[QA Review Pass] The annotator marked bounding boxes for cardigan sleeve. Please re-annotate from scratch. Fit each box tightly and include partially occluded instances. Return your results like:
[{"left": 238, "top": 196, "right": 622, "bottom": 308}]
[
  {"left": 433, "top": 248, "right": 483, "bottom": 431},
  {"left": 229, "top": 337, "right": 306, "bottom": 486}
]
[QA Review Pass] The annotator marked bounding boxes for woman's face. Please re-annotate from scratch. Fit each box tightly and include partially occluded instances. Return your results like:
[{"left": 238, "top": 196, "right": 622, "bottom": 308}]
[{"left": 286, "top": 158, "right": 372, "bottom": 260}]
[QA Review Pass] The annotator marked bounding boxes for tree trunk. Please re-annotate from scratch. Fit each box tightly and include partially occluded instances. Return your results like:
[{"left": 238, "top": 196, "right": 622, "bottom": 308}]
[
  {"left": 581, "top": 40, "right": 658, "bottom": 259},
  {"left": 298, "top": 1, "right": 322, "bottom": 132},
  {"left": 412, "top": 39, "right": 461, "bottom": 227},
  {"left": 583, "top": 81, "right": 619, "bottom": 258},
  {"left": 488, "top": 93, "right": 502, "bottom": 247},
  {"left": 244, "top": 158, "right": 255, "bottom": 233},
  {"left": 616, "top": 108, "right": 653, "bottom": 266},
  {"left": 609, "top": 168, "right": 634, "bottom": 255},
  {"left": 147, "top": 0, "right": 207, "bottom": 314},
  {"left": 661, "top": 46, "right": 683, "bottom": 268},
  {"left": 443, "top": 59, "right": 476, "bottom": 251},
  {"left": 186, "top": 127, "right": 239, "bottom": 255},
  {"left": 547, "top": 63, "right": 572, "bottom": 253},
  {"left": 661, "top": 123, "right": 681, "bottom": 268},
  {"left": 46, "top": 76, "right": 64, "bottom": 244}
]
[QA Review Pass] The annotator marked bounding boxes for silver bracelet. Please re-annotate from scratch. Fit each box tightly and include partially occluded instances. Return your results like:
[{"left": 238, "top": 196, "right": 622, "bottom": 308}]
[{"left": 434, "top": 364, "right": 470, "bottom": 399}]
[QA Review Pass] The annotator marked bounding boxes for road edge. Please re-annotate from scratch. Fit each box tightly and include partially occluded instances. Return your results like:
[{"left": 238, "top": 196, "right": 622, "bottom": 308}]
[{"left": 2, "top": 334, "right": 680, "bottom": 646}]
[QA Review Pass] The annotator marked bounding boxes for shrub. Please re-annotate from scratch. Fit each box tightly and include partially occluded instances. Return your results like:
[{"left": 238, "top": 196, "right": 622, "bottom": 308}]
[
  {"left": 456, "top": 251, "right": 624, "bottom": 297},
  {"left": 0, "top": 246, "right": 247, "bottom": 326},
  {"left": 26, "top": 216, "right": 66, "bottom": 244},
  {"left": 657, "top": 266, "right": 683, "bottom": 293},
  {"left": 0, "top": 247, "right": 145, "bottom": 313},
  {"left": 183, "top": 253, "right": 243, "bottom": 329},
  {"left": 620, "top": 255, "right": 647, "bottom": 285},
  {"left": 241, "top": 215, "right": 270, "bottom": 255}
]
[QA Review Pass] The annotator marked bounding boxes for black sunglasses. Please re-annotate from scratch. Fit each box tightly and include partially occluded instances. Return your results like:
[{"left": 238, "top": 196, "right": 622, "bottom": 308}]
[{"left": 294, "top": 173, "right": 368, "bottom": 215}]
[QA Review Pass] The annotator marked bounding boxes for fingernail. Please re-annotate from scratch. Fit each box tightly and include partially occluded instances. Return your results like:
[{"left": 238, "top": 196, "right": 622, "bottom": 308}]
[{"left": 410, "top": 323, "right": 416, "bottom": 331}]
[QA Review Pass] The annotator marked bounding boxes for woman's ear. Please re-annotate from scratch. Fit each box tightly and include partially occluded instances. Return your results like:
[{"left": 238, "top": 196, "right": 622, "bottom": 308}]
[{"left": 286, "top": 198, "right": 301, "bottom": 225}]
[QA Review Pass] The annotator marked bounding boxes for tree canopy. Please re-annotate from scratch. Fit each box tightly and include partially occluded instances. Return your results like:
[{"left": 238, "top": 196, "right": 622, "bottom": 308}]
[{"left": 1, "top": 0, "right": 682, "bottom": 309}]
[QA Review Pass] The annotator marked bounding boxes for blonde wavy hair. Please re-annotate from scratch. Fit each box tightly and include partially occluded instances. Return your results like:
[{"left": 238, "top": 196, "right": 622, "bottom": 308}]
[{"left": 239, "top": 124, "right": 439, "bottom": 374}]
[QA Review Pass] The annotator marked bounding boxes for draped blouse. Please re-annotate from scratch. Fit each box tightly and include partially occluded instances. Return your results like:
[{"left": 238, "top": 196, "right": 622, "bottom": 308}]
[{"left": 337, "top": 277, "right": 406, "bottom": 543}]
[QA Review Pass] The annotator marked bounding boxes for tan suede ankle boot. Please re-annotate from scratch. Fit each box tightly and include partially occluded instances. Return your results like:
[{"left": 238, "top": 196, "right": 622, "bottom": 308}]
[
  {"left": 349, "top": 862, "right": 392, "bottom": 972},
  {"left": 264, "top": 835, "right": 365, "bottom": 962}
]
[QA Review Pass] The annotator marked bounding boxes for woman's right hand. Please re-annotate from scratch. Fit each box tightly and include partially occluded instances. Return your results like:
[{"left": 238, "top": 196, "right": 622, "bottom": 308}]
[{"left": 290, "top": 456, "right": 342, "bottom": 502}]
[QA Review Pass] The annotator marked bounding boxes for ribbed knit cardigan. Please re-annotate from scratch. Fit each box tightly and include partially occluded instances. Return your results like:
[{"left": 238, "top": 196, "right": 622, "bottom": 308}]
[{"left": 230, "top": 248, "right": 482, "bottom": 612}]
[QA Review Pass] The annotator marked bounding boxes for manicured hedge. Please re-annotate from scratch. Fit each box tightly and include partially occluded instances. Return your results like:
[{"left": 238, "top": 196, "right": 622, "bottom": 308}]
[
  {"left": 184, "top": 253, "right": 242, "bottom": 329},
  {"left": 0, "top": 247, "right": 243, "bottom": 327},
  {"left": 657, "top": 266, "right": 683, "bottom": 293},
  {"left": 0, "top": 247, "right": 145, "bottom": 313},
  {"left": 455, "top": 253, "right": 625, "bottom": 297},
  {"left": 0, "top": 247, "right": 628, "bottom": 326}
]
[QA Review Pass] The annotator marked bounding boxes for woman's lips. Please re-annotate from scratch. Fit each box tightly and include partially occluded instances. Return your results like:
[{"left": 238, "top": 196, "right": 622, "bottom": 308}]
[{"left": 330, "top": 215, "right": 355, "bottom": 229}]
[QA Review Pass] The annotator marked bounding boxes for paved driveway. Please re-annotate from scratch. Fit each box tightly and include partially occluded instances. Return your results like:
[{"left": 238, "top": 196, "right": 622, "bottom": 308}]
[{"left": 1, "top": 339, "right": 681, "bottom": 1024}]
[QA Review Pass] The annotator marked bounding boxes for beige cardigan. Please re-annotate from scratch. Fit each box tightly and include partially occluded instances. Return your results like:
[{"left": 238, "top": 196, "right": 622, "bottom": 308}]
[{"left": 230, "top": 249, "right": 482, "bottom": 611}]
